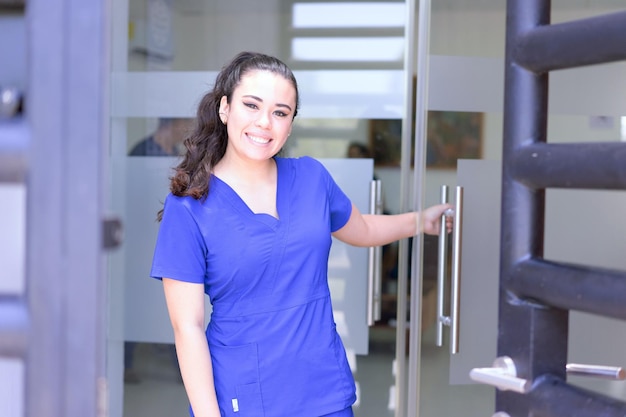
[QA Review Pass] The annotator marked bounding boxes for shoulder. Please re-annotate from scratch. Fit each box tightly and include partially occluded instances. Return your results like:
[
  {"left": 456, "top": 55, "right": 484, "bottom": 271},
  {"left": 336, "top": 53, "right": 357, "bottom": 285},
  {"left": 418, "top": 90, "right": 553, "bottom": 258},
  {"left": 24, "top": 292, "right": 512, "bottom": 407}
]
[
  {"left": 164, "top": 192, "right": 193, "bottom": 207},
  {"left": 163, "top": 193, "right": 204, "bottom": 218},
  {"left": 276, "top": 155, "right": 327, "bottom": 176}
]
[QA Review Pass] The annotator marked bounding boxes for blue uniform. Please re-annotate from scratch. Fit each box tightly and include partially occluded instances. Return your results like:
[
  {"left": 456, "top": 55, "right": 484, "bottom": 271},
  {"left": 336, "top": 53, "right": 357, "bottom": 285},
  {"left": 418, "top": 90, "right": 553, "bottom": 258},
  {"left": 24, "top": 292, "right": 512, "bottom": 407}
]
[{"left": 151, "top": 156, "right": 357, "bottom": 417}]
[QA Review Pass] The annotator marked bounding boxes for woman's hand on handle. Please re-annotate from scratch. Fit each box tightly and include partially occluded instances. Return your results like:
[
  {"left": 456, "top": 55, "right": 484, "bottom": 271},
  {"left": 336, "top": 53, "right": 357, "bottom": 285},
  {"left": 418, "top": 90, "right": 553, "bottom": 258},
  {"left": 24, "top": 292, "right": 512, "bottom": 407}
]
[{"left": 418, "top": 203, "right": 454, "bottom": 235}]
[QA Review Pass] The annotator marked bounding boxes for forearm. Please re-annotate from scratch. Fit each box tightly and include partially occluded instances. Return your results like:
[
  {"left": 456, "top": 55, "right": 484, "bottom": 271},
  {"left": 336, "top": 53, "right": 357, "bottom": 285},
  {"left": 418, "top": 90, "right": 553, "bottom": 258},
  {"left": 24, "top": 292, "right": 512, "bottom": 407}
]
[
  {"left": 174, "top": 327, "right": 221, "bottom": 417},
  {"left": 333, "top": 203, "right": 452, "bottom": 247},
  {"left": 348, "top": 212, "right": 418, "bottom": 247}
]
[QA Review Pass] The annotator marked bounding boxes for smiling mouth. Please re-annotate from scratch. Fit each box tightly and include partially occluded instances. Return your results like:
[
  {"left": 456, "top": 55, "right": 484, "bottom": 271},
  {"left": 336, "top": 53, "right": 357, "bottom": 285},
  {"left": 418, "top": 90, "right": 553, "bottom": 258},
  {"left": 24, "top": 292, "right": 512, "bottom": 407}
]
[{"left": 247, "top": 134, "right": 271, "bottom": 144}]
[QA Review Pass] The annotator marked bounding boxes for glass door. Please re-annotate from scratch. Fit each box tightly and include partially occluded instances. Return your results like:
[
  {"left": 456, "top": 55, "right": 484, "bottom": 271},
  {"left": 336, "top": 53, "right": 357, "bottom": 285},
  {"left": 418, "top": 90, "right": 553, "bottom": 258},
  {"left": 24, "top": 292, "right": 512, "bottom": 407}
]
[
  {"left": 408, "top": 1, "right": 506, "bottom": 415},
  {"left": 106, "top": 1, "right": 421, "bottom": 417},
  {"left": 414, "top": 1, "right": 626, "bottom": 417}
]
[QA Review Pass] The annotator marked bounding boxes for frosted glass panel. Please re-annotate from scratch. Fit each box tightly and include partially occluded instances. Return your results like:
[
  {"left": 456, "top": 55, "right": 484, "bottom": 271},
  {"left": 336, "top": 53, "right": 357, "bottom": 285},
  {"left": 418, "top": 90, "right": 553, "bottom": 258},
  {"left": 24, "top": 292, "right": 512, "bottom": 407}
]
[
  {"left": 323, "top": 158, "right": 373, "bottom": 355},
  {"left": 121, "top": 157, "right": 212, "bottom": 343},
  {"left": 110, "top": 72, "right": 214, "bottom": 118},
  {"left": 112, "top": 59, "right": 626, "bottom": 122},
  {"left": 449, "top": 160, "right": 500, "bottom": 386},
  {"left": 429, "top": 57, "right": 626, "bottom": 116},
  {"left": 111, "top": 70, "right": 407, "bottom": 119}
]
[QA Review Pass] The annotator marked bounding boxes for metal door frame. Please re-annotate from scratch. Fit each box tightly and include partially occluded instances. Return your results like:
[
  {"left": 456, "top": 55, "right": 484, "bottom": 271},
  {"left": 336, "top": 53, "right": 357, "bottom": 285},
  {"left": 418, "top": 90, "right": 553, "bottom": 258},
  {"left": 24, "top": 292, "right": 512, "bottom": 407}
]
[
  {"left": 499, "top": 1, "right": 626, "bottom": 415},
  {"left": 0, "top": 1, "right": 110, "bottom": 416}
]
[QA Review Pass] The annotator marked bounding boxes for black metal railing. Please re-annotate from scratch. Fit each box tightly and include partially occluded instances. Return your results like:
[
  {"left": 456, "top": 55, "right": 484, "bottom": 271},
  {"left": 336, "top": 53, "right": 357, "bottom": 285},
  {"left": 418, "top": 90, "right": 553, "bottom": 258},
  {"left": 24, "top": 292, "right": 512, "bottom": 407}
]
[{"left": 498, "top": 1, "right": 626, "bottom": 415}]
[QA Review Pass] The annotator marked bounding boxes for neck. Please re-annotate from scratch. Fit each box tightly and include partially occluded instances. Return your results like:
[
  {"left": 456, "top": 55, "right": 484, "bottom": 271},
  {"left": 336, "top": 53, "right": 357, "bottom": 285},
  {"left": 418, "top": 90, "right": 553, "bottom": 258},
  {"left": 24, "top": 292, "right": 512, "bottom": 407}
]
[{"left": 213, "top": 155, "right": 276, "bottom": 185}]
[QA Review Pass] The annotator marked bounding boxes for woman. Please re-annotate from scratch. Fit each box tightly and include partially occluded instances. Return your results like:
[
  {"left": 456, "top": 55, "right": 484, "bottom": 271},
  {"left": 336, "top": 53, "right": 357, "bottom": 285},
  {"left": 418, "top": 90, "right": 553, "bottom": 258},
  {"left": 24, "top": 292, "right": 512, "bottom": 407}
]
[{"left": 150, "top": 51, "right": 453, "bottom": 417}]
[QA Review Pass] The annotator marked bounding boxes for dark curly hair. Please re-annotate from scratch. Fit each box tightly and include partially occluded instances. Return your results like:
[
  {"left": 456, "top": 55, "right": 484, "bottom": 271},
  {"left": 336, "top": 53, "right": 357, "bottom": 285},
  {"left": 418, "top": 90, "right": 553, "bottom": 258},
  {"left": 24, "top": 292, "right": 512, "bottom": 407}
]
[{"left": 158, "top": 52, "right": 300, "bottom": 221}]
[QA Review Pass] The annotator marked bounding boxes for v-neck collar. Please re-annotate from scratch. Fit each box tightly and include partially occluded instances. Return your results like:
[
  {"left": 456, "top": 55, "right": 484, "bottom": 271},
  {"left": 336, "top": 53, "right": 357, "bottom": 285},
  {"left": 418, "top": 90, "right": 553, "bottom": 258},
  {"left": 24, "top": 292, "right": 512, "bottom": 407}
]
[{"left": 211, "top": 157, "right": 289, "bottom": 229}]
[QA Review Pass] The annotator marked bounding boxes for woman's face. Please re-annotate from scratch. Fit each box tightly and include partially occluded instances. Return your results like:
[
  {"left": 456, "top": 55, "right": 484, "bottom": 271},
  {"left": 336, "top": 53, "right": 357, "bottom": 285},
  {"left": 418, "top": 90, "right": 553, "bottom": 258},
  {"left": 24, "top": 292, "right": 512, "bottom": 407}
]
[{"left": 219, "top": 70, "right": 296, "bottom": 164}]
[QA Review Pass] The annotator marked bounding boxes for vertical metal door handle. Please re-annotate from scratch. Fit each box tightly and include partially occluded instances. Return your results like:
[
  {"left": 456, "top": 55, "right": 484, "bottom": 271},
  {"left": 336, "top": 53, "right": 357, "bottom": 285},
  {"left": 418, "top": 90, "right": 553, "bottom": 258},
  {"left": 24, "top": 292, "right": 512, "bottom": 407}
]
[
  {"left": 367, "top": 180, "right": 383, "bottom": 326},
  {"left": 436, "top": 185, "right": 449, "bottom": 346},
  {"left": 435, "top": 185, "right": 463, "bottom": 354},
  {"left": 450, "top": 186, "right": 463, "bottom": 354}
]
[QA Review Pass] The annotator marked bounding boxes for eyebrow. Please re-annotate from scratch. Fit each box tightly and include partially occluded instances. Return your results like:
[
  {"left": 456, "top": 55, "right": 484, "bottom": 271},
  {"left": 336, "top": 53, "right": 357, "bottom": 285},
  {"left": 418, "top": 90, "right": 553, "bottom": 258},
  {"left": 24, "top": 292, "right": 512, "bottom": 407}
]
[{"left": 242, "top": 95, "right": 293, "bottom": 112}]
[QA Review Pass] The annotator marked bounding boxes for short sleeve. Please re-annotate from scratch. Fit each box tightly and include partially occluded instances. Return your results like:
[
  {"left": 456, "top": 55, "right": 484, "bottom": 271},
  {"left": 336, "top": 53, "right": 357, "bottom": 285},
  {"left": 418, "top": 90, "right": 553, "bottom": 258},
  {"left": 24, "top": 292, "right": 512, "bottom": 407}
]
[
  {"left": 150, "top": 194, "right": 207, "bottom": 283},
  {"left": 328, "top": 177, "right": 352, "bottom": 232},
  {"left": 305, "top": 157, "right": 352, "bottom": 232}
]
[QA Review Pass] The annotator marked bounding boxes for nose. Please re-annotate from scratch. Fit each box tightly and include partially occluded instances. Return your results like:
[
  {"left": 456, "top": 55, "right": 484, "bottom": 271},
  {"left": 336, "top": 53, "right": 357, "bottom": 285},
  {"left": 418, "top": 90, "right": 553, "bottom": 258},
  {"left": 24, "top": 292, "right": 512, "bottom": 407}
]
[{"left": 255, "top": 111, "right": 271, "bottom": 129}]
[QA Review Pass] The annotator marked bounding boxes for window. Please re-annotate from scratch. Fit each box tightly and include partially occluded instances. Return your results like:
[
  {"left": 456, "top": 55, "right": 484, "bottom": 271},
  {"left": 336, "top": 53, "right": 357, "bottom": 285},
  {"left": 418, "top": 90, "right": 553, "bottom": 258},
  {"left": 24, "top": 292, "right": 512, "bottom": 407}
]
[{"left": 283, "top": 0, "right": 405, "bottom": 69}]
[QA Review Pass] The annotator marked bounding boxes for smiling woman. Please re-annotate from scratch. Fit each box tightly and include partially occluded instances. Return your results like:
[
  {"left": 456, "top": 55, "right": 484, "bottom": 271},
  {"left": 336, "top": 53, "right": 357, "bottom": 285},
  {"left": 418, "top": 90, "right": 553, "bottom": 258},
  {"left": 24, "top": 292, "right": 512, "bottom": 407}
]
[{"left": 148, "top": 51, "right": 452, "bottom": 417}]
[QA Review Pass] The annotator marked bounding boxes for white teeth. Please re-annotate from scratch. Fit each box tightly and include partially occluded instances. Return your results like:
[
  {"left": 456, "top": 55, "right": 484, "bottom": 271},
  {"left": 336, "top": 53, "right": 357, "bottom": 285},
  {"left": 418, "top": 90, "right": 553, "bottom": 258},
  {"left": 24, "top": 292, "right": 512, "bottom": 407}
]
[{"left": 248, "top": 134, "right": 270, "bottom": 144}]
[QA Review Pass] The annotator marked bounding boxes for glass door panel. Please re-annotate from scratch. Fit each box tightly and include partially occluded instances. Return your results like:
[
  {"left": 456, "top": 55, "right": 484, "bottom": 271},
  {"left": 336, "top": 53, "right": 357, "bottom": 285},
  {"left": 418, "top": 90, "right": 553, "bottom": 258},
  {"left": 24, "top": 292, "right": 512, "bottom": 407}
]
[
  {"left": 108, "top": 1, "right": 412, "bottom": 417},
  {"left": 417, "top": 2, "right": 626, "bottom": 417}
]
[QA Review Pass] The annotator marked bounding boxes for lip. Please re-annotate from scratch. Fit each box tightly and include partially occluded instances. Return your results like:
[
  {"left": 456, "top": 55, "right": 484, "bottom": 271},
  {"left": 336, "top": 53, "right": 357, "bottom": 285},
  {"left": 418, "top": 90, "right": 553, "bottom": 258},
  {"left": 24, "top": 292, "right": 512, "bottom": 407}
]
[{"left": 246, "top": 132, "right": 272, "bottom": 144}]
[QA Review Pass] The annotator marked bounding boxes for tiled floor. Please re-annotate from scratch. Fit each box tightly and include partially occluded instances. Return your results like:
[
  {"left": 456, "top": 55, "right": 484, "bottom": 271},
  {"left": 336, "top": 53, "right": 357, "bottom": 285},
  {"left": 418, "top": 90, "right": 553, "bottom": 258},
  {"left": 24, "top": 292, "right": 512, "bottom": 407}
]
[{"left": 122, "top": 327, "right": 493, "bottom": 417}]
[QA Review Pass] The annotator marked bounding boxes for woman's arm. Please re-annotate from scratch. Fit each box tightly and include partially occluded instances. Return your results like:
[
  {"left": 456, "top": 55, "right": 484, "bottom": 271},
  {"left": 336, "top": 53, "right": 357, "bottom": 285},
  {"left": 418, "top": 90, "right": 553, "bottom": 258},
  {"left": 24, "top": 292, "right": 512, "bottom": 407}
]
[
  {"left": 332, "top": 203, "right": 453, "bottom": 247},
  {"left": 163, "top": 278, "right": 221, "bottom": 417}
]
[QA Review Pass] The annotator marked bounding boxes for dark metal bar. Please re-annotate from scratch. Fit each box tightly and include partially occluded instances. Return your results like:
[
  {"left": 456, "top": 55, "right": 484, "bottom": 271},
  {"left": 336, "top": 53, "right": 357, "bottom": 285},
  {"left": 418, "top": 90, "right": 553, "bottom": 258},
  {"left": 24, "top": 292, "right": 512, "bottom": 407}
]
[
  {"left": 501, "top": 0, "right": 626, "bottom": 414},
  {"left": 516, "top": 11, "right": 626, "bottom": 73},
  {"left": 498, "top": 0, "right": 568, "bottom": 414},
  {"left": 496, "top": 303, "right": 569, "bottom": 416},
  {"left": 512, "top": 142, "right": 626, "bottom": 190},
  {"left": 531, "top": 374, "right": 626, "bottom": 417},
  {"left": 510, "top": 258, "right": 626, "bottom": 321}
]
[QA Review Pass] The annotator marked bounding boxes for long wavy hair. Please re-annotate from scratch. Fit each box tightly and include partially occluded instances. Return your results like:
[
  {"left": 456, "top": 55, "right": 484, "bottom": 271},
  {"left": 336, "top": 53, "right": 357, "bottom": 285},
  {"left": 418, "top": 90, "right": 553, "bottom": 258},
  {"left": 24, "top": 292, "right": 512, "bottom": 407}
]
[{"left": 157, "top": 52, "right": 300, "bottom": 221}]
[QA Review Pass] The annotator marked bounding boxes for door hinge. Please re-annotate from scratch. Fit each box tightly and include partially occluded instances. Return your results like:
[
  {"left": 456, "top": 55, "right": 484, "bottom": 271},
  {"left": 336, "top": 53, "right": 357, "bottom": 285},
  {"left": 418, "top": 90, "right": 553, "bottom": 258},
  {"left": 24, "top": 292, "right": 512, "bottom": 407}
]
[{"left": 102, "top": 216, "right": 123, "bottom": 250}]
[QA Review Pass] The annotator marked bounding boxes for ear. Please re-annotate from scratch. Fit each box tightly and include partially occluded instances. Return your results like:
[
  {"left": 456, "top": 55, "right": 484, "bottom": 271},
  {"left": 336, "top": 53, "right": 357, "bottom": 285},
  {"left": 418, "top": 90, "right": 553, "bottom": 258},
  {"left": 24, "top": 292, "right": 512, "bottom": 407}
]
[{"left": 218, "top": 95, "right": 229, "bottom": 115}]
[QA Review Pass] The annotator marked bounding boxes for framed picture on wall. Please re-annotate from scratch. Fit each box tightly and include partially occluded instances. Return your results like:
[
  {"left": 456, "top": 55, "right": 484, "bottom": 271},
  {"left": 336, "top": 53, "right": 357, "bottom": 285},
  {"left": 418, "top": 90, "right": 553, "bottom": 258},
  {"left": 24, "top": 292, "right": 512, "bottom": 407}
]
[{"left": 368, "top": 111, "right": 483, "bottom": 169}]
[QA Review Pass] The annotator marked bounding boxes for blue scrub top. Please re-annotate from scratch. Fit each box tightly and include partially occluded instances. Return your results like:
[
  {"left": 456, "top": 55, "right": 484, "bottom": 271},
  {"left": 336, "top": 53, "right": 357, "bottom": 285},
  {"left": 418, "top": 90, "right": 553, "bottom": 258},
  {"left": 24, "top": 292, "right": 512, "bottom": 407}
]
[{"left": 151, "top": 156, "right": 357, "bottom": 417}]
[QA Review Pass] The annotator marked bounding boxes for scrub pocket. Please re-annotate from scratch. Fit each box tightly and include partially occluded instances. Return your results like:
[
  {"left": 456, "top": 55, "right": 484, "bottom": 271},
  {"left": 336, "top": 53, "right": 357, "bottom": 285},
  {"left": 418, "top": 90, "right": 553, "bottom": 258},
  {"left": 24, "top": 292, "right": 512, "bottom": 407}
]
[{"left": 209, "top": 343, "right": 265, "bottom": 417}]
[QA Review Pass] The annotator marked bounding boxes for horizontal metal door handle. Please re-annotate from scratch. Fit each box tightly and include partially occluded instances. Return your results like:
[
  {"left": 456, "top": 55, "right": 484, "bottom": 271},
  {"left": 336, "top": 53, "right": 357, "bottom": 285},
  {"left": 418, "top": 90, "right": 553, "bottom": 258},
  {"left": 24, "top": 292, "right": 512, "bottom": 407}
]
[
  {"left": 470, "top": 358, "right": 626, "bottom": 394},
  {"left": 469, "top": 356, "right": 531, "bottom": 394},
  {"left": 566, "top": 363, "right": 626, "bottom": 380}
]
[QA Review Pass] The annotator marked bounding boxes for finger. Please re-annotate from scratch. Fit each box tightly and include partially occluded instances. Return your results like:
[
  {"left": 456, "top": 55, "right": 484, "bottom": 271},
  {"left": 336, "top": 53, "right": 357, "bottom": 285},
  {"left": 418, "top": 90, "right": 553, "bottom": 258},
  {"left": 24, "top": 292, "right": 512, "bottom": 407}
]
[{"left": 443, "top": 208, "right": 455, "bottom": 217}]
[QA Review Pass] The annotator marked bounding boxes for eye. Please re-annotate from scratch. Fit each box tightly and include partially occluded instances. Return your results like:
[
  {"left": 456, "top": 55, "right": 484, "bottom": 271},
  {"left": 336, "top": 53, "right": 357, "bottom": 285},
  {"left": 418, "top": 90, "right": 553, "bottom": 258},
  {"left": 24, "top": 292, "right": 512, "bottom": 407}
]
[
  {"left": 244, "top": 102, "right": 258, "bottom": 110},
  {"left": 274, "top": 110, "right": 288, "bottom": 118}
]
